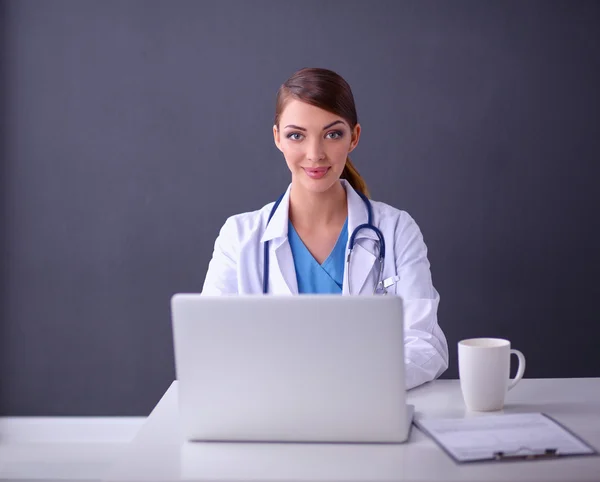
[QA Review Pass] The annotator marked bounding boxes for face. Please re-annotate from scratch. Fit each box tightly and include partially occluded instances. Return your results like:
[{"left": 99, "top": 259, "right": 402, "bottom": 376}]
[{"left": 273, "top": 99, "right": 361, "bottom": 194}]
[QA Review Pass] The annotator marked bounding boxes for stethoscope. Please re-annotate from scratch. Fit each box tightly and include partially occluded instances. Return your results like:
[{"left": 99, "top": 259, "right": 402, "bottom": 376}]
[{"left": 263, "top": 191, "right": 398, "bottom": 294}]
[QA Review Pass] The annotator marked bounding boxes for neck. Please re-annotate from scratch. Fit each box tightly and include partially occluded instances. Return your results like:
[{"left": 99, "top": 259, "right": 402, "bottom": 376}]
[{"left": 289, "top": 181, "right": 347, "bottom": 229}]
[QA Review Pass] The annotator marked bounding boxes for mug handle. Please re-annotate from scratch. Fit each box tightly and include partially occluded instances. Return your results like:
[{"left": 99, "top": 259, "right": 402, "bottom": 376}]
[{"left": 507, "top": 349, "right": 526, "bottom": 391}]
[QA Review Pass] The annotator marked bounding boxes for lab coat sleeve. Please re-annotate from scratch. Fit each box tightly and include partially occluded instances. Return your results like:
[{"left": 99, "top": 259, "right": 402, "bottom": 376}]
[
  {"left": 201, "top": 217, "right": 240, "bottom": 295},
  {"left": 395, "top": 213, "right": 449, "bottom": 390}
]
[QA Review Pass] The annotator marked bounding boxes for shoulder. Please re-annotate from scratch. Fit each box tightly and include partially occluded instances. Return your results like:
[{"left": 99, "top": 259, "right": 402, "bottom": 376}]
[
  {"left": 218, "top": 201, "right": 275, "bottom": 238},
  {"left": 370, "top": 199, "right": 431, "bottom": 262},
  {"left": 369, "top": 199, "right": 420, "bottom": 234}
]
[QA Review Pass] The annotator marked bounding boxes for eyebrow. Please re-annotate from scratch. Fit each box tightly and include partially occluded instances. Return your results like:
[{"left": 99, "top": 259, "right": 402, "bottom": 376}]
[{"left": 283, "top": 120, "right": 346, "bottom": 131}]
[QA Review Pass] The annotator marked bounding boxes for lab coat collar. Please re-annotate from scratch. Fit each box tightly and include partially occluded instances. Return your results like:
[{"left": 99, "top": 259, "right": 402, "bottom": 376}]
[
  {"left": 343, "top": 180, "right": 380, "bottom": 294},
  {"left": 260, "top": 184, "right": 292, "bottom": 247},
  {"left": 259, "top": 184, "right": 295, "bottom": 294},
  {"left": 344, "top": 180, "right": 380, "bottom": 243}
]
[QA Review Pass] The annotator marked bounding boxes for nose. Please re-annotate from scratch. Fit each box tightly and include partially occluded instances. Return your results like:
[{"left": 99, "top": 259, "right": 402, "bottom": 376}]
[{"left": 306, "top": 138, "right": 325, "bottom": 162}]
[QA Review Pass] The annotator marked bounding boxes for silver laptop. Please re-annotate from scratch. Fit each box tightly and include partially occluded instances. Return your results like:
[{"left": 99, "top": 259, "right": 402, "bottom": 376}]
[{"left": 171, "top": 294, "right": 414, "bottom": 443}]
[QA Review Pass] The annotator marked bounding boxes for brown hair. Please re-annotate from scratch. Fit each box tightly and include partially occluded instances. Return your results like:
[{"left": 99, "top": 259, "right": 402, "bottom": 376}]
[{"left": 274, "top": 67, "right": 370, "bottom": 198}]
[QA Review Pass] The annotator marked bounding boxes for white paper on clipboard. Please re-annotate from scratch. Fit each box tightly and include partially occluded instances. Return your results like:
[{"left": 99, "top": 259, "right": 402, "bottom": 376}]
[{"left": 414, "top": 413, "right": 597, "bottom": 463}]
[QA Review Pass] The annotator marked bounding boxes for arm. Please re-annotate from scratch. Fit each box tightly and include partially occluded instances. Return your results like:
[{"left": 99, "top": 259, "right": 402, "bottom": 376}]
[
  {"left": 201, "top": 217, "right": 239, "bottom": 295},
  {"left": 395, "top": 213, "right": 449, "bottom": 390}
]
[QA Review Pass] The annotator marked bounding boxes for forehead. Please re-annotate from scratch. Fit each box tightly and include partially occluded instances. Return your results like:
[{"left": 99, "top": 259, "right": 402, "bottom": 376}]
[{"left": 279, "top": 99, "right": 342, "bottom": 127}]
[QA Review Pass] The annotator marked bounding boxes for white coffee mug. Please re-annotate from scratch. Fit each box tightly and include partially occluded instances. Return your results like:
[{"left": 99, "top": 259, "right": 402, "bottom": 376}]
[{"left": 458, "top": 338, "right": 526, "bottom": 411}]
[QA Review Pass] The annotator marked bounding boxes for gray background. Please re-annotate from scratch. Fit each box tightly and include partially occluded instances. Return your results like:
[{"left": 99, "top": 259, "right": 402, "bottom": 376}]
[{"left": 1, "top": 0, "right": 599, "bottom": 416}]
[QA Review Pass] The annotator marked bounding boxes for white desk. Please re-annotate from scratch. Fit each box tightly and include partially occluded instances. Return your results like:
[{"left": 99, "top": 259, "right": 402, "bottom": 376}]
[
  {"left": 0, "top": 417, "right": 144, "bottom": 481},
  {"left": 104, "top": 378, "right": 600, "bottom": 482}
]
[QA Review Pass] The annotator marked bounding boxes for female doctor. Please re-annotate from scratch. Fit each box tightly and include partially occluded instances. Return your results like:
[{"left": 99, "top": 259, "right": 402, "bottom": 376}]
[{"left": 201, "top": 67, "right": 448, "bottom": 390}]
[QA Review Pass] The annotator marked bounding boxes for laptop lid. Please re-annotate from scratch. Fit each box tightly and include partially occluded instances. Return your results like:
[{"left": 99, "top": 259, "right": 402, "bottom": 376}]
[{"left": 171, "top": 294, "right": 409, "bottom": 443}]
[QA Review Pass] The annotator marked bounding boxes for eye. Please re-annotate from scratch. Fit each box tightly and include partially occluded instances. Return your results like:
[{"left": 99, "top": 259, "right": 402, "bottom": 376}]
[
  {"left": 326, "top": 130, "right": 344, "bottom": 140},
  {"left": 286, "top": 132, "right": 304, "bottom": 141}
]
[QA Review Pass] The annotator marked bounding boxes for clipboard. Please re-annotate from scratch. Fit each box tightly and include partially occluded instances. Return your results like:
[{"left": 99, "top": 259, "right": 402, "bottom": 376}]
[{"left": 413, "top": 412, "right": 598, "bottom": 463}]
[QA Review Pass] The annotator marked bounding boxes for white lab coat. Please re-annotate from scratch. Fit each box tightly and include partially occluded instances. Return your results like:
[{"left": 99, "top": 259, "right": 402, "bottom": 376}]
[{"left": 201, "top": 180, "right": 449, "bottom": 390}]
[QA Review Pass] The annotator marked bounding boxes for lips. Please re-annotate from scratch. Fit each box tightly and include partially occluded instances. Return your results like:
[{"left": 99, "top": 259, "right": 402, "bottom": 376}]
[{"left": 303, "top": 167, "right": 330, "bottom": 179}]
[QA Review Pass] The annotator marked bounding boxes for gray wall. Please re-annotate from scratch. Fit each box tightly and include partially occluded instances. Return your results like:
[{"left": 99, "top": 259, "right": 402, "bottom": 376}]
[{"left": 1, "top": 0, "right": 599, "bottom": 415}]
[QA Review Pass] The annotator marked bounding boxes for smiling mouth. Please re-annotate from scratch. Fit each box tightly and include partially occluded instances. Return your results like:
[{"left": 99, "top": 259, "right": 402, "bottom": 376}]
[{"left": 303, "top": 167, "right": 330, "bottom": 179}]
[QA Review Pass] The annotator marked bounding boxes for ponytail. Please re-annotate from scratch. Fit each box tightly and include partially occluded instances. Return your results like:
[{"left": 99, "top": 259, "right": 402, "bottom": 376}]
[{"left": 341, "top": 157, "right": 370, "bottom": 198}]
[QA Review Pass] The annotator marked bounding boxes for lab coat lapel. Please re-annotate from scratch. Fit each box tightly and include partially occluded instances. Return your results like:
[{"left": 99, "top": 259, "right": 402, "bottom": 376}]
[
  {"left": 260, "top": 185, "right": 298, "bottom": 295},
  {"left": 342, "top": 180, "right": 380, "bottom": 295},
  {"left": 273, "top": 242, "right": 298, "bottom": 294},
  {"left": 344, "top": 242, "right": 378, "bottom": 295}
]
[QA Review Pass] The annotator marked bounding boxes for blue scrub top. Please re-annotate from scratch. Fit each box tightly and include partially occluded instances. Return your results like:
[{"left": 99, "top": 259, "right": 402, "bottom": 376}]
[{"left": 288, "top": 218, "right": 348, "bottom": 294}]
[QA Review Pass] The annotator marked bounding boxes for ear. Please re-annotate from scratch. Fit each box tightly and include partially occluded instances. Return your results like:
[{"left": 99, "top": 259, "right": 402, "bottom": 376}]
[
  {"left": 273, "top": 125, "right": 283, "bottom": 152},
  {"left": 348, "top": 123, "right": 361, "bottom": 153}
]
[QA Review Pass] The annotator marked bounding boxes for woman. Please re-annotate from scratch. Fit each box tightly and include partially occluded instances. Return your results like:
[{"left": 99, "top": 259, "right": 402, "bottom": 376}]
[{"left": 202, "top": 67, "right": 448, "bottom": 389}]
